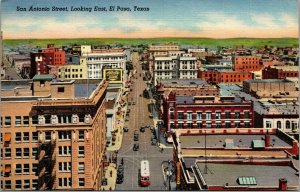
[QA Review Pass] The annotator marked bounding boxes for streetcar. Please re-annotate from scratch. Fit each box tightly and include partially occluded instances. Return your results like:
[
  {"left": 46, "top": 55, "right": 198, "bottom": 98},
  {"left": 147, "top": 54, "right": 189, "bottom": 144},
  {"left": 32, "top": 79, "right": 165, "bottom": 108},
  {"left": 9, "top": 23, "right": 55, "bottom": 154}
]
[{"left": 140, "top": 160, "right": 150, "bottom": 186}]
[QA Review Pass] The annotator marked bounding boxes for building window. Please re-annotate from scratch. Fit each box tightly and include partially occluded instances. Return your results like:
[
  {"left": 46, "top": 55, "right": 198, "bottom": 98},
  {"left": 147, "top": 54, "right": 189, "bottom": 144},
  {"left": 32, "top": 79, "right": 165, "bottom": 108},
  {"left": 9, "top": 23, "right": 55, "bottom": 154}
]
[
  {"left": 197, "top": 123, "right": 203, "bottom": 128},
  {"left": 216, "top": 112, "right": 221, "bottom": 120},
  {"left": 170, "top": 112, "right": 174, "bottom": 119},
  {"left": 5, "top": 148, "right": 11, "bottom": 158},
  {"left": 234, "top": 122, "right": 240, "bottom": 128},
  {"left": 23, "top": 116, "right": 29, "bottom": 125},
  {"left": 5, "top": 180, "right": 11, "bottom": 189},
  {"left": 15, "top": 132, "right": 21, "bottom": 142},
  {"left": 23, "top": 132, "right": 29, "bottom": 141},
  {"left": 32, "top": 180, "right": 38, "bottom": 190},
  {"left": 32, "top": 147, "right": 38, "bottom": 158},
  {"left": 79, "top": 178, "right": 85, "bottom": 187},
  {"left": 23, "top": 164, "right": 30, "bottom": 174},
  {"left": 22, "top": 148, "right": 29, "bottom": 158},
  {"left": 15, "top": 116, "right": 21, "bottom": 126},
  {"left": 286, "top": 121, "right": 291, "bottom": 129},
  {"left": 78, "top": 114, "right": 85, "bottom": 123},
  {"left": 177, "top": 123, "right": 183, "bottom": 128},
  {"left": 59, "top": 131, "right": 71, "bottom": 141},
  {"left": 59, "top": 146, "right": 72, "bottom": 156},
  {"left": 277, "top": 121, "right": 282, "bottom": 129},
  {"left": 78, "top": 146, "right": 85, "bottom": 156},
  {"left": 32, "top": 132, "right": 38, "bottom": 141},
  {"left": 58, "top": 87, "right": 65, "bottom": 92},
  {"left": 244, "top": 111, "right": 250, "bottom": 119},
  {"left": 225, "top": 122, "right": 231, "bottom": 128},
  {"left": 59, "top": 162, "right": 72, "bottom": 172},
  {"left": 216, "top": 123, "right": 222, "bottom": 128},
  {"left": 244, "top": 122, "right": 250, "bottom": 128},
  {"left": 186, "top": 112, "right": 192, "bottom": 121},
  {"left": 32, "top": 116, "right": 38, "bottom": 124},
  {"left": 15, "top": 180, "right": 22, "bottom": 189},
  {"left": 5, "top": 116, "right": 11, "bottom": 126},
  {"left": 32, "top": 164, "right": 38, "bottom": 174},
  {"left": 206, "top": 112, "right": 211, "bottom": 120},
  {"left": 78, "top": 162, "right": 85, "bottom": 173},
  {"left": 206, "top": 123, "right": 212, "bottom": 128},
  {"left": 58, "top": 178, "right": 72, "bottom": 187},
  {"left": 177, "top": 112, "right": 184, "bottom": 120},
  {"left": 266, "top": 121, "right": 272, "bottom": 128},
  {"left": 16, "top": 164, "right": 22, "bottom": 174},
  {"left": 225, "top": 112, "right": 231, "bottom": 119},
  {"left": 187, "top": 123, "right": 193, "bottom": 128},
  {"left": 45, "top": 132, "right": 51, "bottom": 141},
  {"left": 45, "top": 115, "right": 51, "bottom": 124},
  {"left": 16, "top": 148, "right": 22, "bottom": 158},
  {"left": 196, "top": 112, "right": 202, "bottom": 120},
  {"left": 234, "top": 112, "right": 240, "bottom": 119},
  {"left": 78, "top": 131, "right": 84, "bottom": 140}
]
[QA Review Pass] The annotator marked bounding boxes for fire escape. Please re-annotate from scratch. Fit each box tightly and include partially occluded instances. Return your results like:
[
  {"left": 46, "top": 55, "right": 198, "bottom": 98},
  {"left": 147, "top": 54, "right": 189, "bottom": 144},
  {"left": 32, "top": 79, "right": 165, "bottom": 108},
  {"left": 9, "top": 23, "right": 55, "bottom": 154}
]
[{"left": 38, "top": 139, "right": 57, "bottom": 190}]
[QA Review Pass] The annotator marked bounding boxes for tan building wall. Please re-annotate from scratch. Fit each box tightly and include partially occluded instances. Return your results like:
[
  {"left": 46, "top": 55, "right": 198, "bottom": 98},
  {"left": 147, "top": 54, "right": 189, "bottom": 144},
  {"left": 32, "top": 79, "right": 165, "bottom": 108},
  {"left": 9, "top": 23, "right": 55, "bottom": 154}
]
[
  {"left": 57, "top": 58, "right": 87, "bottom": 80},
  {"left": 1, "top": 79, "right": 108, "bottom": 191}
]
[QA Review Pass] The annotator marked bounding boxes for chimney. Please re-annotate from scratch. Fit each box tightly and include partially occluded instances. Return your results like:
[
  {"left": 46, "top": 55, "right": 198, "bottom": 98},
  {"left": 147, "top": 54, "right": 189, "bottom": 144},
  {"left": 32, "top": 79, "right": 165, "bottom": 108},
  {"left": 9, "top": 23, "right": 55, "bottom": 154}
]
[
  {"left": 278, "top": 178, "right": 287, "bottom": 191},
  {"left": 265, "top": 131, "right": 271, "bottom": 148}
]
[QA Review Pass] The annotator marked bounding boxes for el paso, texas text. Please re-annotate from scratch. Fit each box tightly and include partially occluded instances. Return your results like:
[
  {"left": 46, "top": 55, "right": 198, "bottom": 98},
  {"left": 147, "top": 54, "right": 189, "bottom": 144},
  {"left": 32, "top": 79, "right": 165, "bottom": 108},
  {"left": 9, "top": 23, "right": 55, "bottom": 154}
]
[{"left": 16, "top": 5, "right": 150, "bottom": 12}]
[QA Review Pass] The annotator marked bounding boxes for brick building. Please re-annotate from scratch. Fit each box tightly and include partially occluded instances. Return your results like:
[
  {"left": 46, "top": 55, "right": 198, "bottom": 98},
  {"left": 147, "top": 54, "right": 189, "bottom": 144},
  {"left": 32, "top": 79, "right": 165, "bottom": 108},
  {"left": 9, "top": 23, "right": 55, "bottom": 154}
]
[
  {"left": 232, "top": 56, "right": 262, "bottom": 71},
  {"left": 1, "top": 75, "right": 108, "bottom": 190},
  {"left": 162, "top": 92, "right": 254, "bottom": 132},
  {"left": 30, "top": 44, "right": 66, "bottom": 78},
  {"left": 198, "top": 69, "right": 253, "bottom": 83},
  {"left": 262, "top": 66, "right": 299, "bottom": 79},
  {"left": 243, "top": 79, "right": 298, "bottom": 98}
]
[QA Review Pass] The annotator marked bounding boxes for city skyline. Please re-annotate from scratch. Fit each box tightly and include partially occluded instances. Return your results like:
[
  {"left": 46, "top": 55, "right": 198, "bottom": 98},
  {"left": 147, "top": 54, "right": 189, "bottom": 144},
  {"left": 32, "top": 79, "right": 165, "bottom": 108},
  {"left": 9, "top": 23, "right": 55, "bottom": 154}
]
[{"left": 2, "top": 0, "right": 299, "bottom": 39}]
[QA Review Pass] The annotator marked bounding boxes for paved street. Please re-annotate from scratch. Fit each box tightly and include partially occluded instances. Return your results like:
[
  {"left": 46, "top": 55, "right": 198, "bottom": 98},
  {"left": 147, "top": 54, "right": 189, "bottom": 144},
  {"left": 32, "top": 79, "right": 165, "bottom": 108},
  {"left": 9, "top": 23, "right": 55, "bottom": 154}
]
[{"left": 116, "top": 52, "right": 172, "bottom": 190}]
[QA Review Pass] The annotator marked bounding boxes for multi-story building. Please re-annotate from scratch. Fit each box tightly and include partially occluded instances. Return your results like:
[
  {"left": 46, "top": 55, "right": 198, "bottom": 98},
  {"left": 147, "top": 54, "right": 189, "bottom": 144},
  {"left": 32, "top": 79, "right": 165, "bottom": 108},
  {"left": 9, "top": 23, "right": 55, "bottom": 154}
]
[
  {"left": 153, "top": 54, "right": 197, "bottom": 85},
  {"left": 178, "top": 54, "right": 197, "bottom": 79},
  {"left": 198, "top": 69, "right": 253, "bottom": 83},
  {"left": 162, "top": 92, "right": 254, "bottom": 132},
  {"left": 243, "top": 79, "right": 298, "bottom": 98},
  {"left": 81, "top": 46, "right": 127, "bottom": 80},
  {"left": 1, "top": 75, "right": 108, "bottom": 190},
  {"left": 232, "top": 56, "right": 262, "bottom": 71},
  {"left": 30, "top": 44, "right": 66, "bottom": 78},
  {"left": 57, "top": 58, "right": 88, "bottom": 80},
  {"left": 262, "top": 66, "right": 299, "bottom": 79}
]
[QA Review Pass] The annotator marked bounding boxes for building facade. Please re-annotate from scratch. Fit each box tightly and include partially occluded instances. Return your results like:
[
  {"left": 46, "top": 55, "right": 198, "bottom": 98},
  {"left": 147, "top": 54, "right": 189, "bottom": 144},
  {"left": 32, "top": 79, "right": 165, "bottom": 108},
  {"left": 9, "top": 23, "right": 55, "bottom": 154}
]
[
  {"left": 162, "top": 92, "right": 254, "bottom": 132},
  {"left": 30, "top": 44, "right": 66, "bottom": 78},
  {"left": 198, "top": 69, "right": 253, "bottom": 83},
  {"left": 262, "top": 66, "right": 299, "bottom": 79},
  {"left": 232, "top": 56, "right": 262, "bottom": 71},
  {"left": 1, "top": 75, "right": 108, "bottom": 190}
]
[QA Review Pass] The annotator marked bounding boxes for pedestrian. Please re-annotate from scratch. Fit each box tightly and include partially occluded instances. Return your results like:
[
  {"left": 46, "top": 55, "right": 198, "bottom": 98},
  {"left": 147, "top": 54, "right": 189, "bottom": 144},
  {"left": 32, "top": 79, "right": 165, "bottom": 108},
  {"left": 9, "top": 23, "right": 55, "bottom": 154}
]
[{"left": 121, "top": 158, "right": 124, "bottom": 165}]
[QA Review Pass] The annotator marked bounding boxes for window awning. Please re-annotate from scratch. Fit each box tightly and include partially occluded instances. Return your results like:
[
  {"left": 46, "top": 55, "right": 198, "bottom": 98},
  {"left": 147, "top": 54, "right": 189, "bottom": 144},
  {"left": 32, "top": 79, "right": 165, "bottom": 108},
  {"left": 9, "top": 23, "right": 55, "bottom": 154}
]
[
  {"left": 5, "top": 165, "right": 11, "bottom": 173},
  {"left": 4, "top": 133, "right": 11, "bottom": 142}
]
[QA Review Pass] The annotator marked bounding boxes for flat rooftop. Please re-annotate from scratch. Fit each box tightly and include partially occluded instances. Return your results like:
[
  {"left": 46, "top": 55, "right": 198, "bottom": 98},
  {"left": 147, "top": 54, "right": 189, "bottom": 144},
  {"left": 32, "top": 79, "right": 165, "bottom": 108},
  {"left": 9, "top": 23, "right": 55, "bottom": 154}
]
[
  {"left": 175, "top": 96, "right": 242, "bottom": 103},
  {"left": 244, "top": 79, "right": 293, "bottom": 83},
  {"left": 196, "top": 163, "right": 299, "bottom": 188},
  {"left": 179, "top": 134, "right": 290, "bottom": 148},
  {"left": 158, "top": 79, "right": 208, "bottom": 86},
  {"left": 271, "top": 66, "right": 298, "bottom": 71}
]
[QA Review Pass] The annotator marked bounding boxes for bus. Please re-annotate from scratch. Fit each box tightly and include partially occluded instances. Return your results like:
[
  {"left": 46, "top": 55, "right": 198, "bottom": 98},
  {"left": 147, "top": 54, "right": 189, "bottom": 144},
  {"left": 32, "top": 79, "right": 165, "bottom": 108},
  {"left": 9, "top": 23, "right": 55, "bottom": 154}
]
[{"left": 140, "top": 160, "right": 150, "bottom": 186}]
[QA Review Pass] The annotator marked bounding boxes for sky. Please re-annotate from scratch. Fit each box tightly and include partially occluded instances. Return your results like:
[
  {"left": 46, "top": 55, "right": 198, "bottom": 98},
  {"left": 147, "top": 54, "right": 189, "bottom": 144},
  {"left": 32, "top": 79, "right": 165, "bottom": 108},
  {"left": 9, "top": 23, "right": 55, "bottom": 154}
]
[{"left": 1, "top": 0, "right": 299, "bottom": 39}]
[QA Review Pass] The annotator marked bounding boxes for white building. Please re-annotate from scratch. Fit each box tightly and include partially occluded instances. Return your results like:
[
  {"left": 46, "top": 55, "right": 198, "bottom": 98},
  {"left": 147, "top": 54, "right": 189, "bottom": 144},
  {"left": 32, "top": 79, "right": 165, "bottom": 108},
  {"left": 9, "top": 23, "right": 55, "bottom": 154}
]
[
  {"left": 81, "top": 45, "right": 127, "bottom": 79},
  {"left": 153, "top": 54, "right": 197, "bottom": 85}
]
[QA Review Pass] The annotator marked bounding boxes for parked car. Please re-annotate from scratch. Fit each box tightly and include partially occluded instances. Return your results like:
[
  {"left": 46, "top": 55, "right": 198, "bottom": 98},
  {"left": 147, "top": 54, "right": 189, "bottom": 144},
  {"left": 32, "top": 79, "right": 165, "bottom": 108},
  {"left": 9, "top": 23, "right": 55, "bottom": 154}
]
[
  {"left": 140, "top": 127, "right": 145, "bottom": 132},
  {"left": 123, "top": 127, "right": 129, "bottom": 132},
  {"left": 134, "top": 130, "right": 139, "bottom": 141},
  {"left": 133, "top": 143, "right": 139, "bottom": 151},
  {"left": 151, "top": 138, "right": 157, "bottom": 145}
]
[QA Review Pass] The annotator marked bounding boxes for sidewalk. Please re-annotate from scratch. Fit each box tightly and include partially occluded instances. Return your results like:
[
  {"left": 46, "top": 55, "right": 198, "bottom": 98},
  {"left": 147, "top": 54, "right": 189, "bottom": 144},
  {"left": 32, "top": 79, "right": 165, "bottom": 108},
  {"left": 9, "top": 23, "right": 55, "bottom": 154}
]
[
  {"left": 107, "top": 93, "right": 128, "bottom": 152},
  {"left": 101, "top": 163, "right": 117, "bottom": 190}
]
